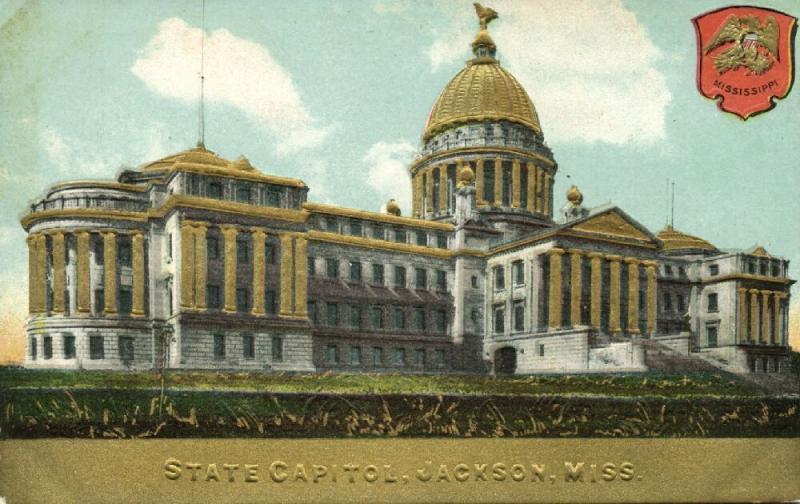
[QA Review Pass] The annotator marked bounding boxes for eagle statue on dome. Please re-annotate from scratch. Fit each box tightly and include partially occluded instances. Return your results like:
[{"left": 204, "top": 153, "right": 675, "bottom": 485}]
[
  {"left": 473, "top": 3, "right": 498, "bottom": 30},
  {"left": 703, "top": 14, "right": 779, "bottom": 75}
]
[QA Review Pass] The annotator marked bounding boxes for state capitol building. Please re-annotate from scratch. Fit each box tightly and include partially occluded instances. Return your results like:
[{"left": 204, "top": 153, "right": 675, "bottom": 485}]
[{"left": 21, "top": 8, "right": 793, "bottom": 375}]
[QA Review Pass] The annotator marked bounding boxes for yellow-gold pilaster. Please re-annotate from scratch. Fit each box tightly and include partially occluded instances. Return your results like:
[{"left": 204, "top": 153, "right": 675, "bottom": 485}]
[
  {"left": 51, "top": 232, "right": 65, "bottom": 314},
  {"left": 102, "top": 231, "right": 117, "bottom": 314},
  {"left": 426, "top": 167, "right": 434, "bottom": 215},
  {"left": 526, "top": 162, "right": 536, "bottom": 212},
  {"left": 76, "top": 231, "right": 91, "bottom": 314},
  {"left": 588, "top": 252, "right": 603, "bottom": 330},
  {"left": 476, "top": 159, "right": 485, "bottom": 207},
  {"left": 772, "top": 292, "right": 783, "bottom": 345},
  {"left": 35, "top": 234, "right": 47, "bottom": 312},
  {"left": 131, "top": 231, "right": 145, "bottom": 317},
  {"left": 760, "top": 290, "right": 770, "bottom": 344},
  {"left": 625, "top": 258, "right": 640, "bottom": 334},
  {"left": 27, "top": 235, "right": 37, "bottom": 313},
  {"left": 279, "top": 233, "right": 294, "bottom": 316},
  {"left": 511, "top": 159, "right": 521, "bottom": 208},
  {"left": 193, "top": 224, "right": 208, "bottom": 311},
  {"left": 749, "top": 289, "right": 759, "bottom": 342},
  {"left": 543, "top": 172, "right": 551, "bottom": 217},
  {"left": 220, "top": 224, "right": 239, "bottom": 313},
  {"left": 251, "top": 228, "right": 267, "bottom": 316},
  {"left": 294, "top": 235, "right": 308, "bottom": 317},
  {"left": 439, "top": 164, "right": 448, "bottom": 213},
  {"left": 737, "top": 287, "right": 747, "bottom": 343},
  {"left": 569, "top": 249, "right": 582, "bottom": 326},
  {"left": 547, "top": 248, "right": 565, "bottom": 329},
  {"left": 644, "top": 261, "right": 657, "bottom": 335},
  {"left": 535, "top": 168, "right": 543, "bottom": 214},
  {"left": 494, "top": 157, "right": 503, "bottom": 206},
  {"left": 179, "top": 223, "right": 196, "bottom": 309},
  {"left": 412, "top": 174, "right": 422, "bottom": 218},
  {"left": 607, "top": 255, "right": 622, "bottom": 334}
]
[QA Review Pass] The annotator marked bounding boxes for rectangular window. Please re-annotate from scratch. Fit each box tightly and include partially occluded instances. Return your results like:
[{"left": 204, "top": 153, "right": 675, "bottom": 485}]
[
  {"left": 349, "top": 219, "right": 362, "bottom": 237},
  {"left": 236, "top": 186, "right": 251, "bottom": 203},
  {"left": 414, "top": 308, "right": 426, "bottom": 331},
  {"left": 393, "top": 307, "right": 406, "bottom": 330},
  {"left": 326, "top": 258, "right": 339, "bottom": 278},
  {"left": 207, "top": 285, "right": 221, "bottom": 310},
  {"left": 350, "top": 346, "right": 362, "bottom": 365},
  {"left": 372, "top": 346, "right": 383, "bottom": 365},
  {"left": 371, "top": 305, "right": 384, "bottom": 329},
  {"left": 512, "top": 260, "right": 524, "bottom": 285},
  {"left": 271, "top": 336, "right": 283, "bottom": 362},
  {"left": 416, "top": 231, "right": 427, "bottom": 246},
  {"left": 707, "top": 326, "right": 718, "bottom": 348},
  {"left": 759, "top": 261, "right": 767, "bottom": 275},
  {"left": 89, "top": 335, "right": 104, "bottom": 360},
  {"left": 415, "top": 268, "right": 427, "bottom": 289},
  {"left": 265, "top": 242, "right": 276, "bottom": 264},
  {"left": 394, "top": 266, "right": 406, "bottom": 288},
  {"left": 237, "top": 239, "right": 249, "bottom": 263},
  {"left": 207, "top": 236, "right": 220, "bottom": 259},
  {"left": 435, "top": 349, "right": 445, "bottom": 365},
  {"left": 265, "top": 290, "right": 277, "bottom": 315},
  {"left": 213, "top": 334, "right": 225, "bottom": 360},
  {"left": 119, "top": 288, "right": 132, "bottom": 315},
  {"left": 394, "top": 348, "right": 406, "bottom": 366},
  {"left": 771, "top": 262, "right": 780, "bottom": 277},
  {"left": 349, "top": 304, "right": 362, "bottom": 328},
  {"left": 436, "top": 270, "right": 447, "bottom": 291},
  {"left": 43, "top": 335, "right": 52, "bottom": 360},
  {"left": 414, "top": 348, "right": 426, "bottom": 367},
  {"left": 307, "top": 301, "right": 317, "bottom": 324},
  {"left": 94, "top": 239, "right": 104, "bottom": 265},
  {"left": 30, "top": 337, "right": 37, "bottom": 360},
  {"left": 494, "top": 266, "right": 505, "bottom": 290},
  {"left": 167, "top": 233, "right": 173, "bottom": 260},
  {"left": 266, "top": 188, "right": 280, "bottom": 207},
  {"left": 494, "top": 305, "right": 505, "bottom": 333},
  {"left": 326, "top": 302, "right": 339, "bottom": 326},
  {"left": 436, "top": 233, "right": 447, "bottom": 249},
  {"left": 663, "top": 292, "right": 672, "bottom": 311},
  {"left": 349, "top": 260, "right": 362, "bottom": 282},
  {"left": 434, "top": 310, "right": 447, "bottom": 333},
  {"left": 242, "top": 334, "right": 255, "bottom": 359},
  {"left": 513, "top": 301, "right": 525, "bottom": 332},
  {"left": 708, "top": 264, "right": 719, "bottom": 276},
  {"left": 326, "top": 344, "right": 338, "bottom": 364},
  {"left": 118, "top": 336, "right": 134, "bottom": 363},
  {"left": 395, "top": 228, "right": 407, "bottom": 243},
  {"left": 236, "top": 288, "right": 250, "bottom": 312},
  {"left": 207, "top": 182, "right": 223, "bottom": 199},
  {"left": 484, "top": 161, "right": 495, "bottom": 202},
  {"left": 324, "top": 217, "right": 338, "bottom": 233},
  {"left": 677, "top": 294, "right": 686, "bottom": 313},
  {"left": 308, "top": 257, "right": 316, "bottom": 277},
  {"left": 118, "top": 242, "right": 132, "bottom": 266},
  {"left": 94, "top": 289, "right": 105, "bottom": 315},
  {"left": 707, "top": 293, "right": 718, "bottom": 312},
  {"left": 63, "top": 334, "right": 76, "bottom": 359},
  {"left": 538, "top": 344, "right": 545, "bottom": 357},
  {"left": 372, "top": 264, "right": 385, "bottom": 284},
  {"left": 372, "top": 225, "right": 385, "bottom": 240},
  {"left": 664, "top": 265, "right": 673, "bottom": 276}
]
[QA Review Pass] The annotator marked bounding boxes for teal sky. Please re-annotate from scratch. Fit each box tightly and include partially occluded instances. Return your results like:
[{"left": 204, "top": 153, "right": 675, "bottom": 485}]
[{"left": 0, "top": 0, "right": 798, "bottom": 326}]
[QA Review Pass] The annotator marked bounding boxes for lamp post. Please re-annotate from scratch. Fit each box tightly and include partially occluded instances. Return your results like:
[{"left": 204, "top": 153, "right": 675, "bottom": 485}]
[{"left": 159, "top": 323, "right": 175, "bottom": 419}]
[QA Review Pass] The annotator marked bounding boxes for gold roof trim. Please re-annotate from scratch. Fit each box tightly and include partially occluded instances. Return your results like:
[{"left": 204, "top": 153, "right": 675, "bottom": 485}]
[
  {"left": 47, "top": 181, "right": 147, "bottom": 195},
  {"left": 410, "top": 146, "right": 555, "bottom": 172},
  {"left": 303, "top": 202, "right": 454, "bottom": 231},
  {"left": 656, "top": 225, "right": 717, "bottom": 252},
  {"left": 308, "top": 231, "right": 452, "bottom": 259}
]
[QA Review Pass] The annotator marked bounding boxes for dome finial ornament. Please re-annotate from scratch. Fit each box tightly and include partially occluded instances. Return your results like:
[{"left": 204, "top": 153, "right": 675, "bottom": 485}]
[
  {"left": 474, "top": 3, "right": 498, "bottom": 30},
  {"left": 472, "top": 3, "right": 498, "bottom": 58},
  {"left": 567, "top": 185, "right": 583, "bottom": 206}
]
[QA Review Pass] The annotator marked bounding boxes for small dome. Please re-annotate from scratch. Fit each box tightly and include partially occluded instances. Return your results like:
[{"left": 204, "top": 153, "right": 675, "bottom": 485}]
[
  {"left": 385, "top": 199, "right": 401, "bottom": 216},
  {"left": 472, "top": 29, "right": 496, "bottom": 51},
  {"left": 141, "top": 145, "right": 230, "bottom": 172},
  {"left": 458, "top": 165, "right": 475, "bottom": 187},
  {"left": 567, "top": 185, "right": 583, "bottom": 206},
  {"left": 657, "top": 225, "right": 718, "bottom": 253}
]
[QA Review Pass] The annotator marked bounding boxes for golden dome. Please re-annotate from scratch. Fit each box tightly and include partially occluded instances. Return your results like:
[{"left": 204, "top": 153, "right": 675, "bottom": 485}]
[
  {"left": 142, "top": 145, "right": 230, "bottom": 172},
  {"left": 566, "top": 185, "right": 583, "bottom": 205},
  {"left": 657, "top": 225, "right": 718, "bottom": 253},
  {"left": 457, "top": 164, "right": 475, "bottom": 187},
  {"left": 385, "top": 199, "right": 401, "bottom": 216},
  {"left": 423, "top": 60, "right": 542, "bottom": 142}
]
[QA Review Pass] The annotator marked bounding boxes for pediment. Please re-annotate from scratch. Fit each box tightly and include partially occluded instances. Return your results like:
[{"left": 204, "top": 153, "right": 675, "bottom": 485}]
[{"left": 566, "top": 209, "right": 655, "bottom": 243}]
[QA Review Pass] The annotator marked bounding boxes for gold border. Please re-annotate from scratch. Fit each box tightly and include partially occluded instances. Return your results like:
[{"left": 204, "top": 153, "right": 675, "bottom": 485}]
[
  {"left": 308, "top": 231, "right": 452, "bottom": 259},
  {"left": 304, "top": 202, "right": 453, "bottom": 231}
]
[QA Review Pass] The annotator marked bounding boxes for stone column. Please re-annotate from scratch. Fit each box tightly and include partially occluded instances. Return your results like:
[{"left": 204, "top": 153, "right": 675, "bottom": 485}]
[
  {"left": 179, "top": 222, "right": 196, "bottom": 309},
  {"left": 51, "top": 232, "right": 66, "bottom": 314},
  {"left": 772, "top": 292, "right": 783, "bottom": 345},
  {"left": 749, "top": 289, "right": 760, "bottom": 343},
  {"left": 588, "top": 252, "right": 603, "bottom": 330},
  {"left": 737, "top": 287, "right": 747, "bottom": 343},
  {"left": 76, "top": 231, "right": 91, "bottom": 314},
  {"left": 511, "top": 159, "right": 521, "bottom": 208},
  {"left": 131, "top": 231, "right": 145, "bottom": 317},
  {"left": 494, "top": 157, "right": 503, "bottom": 206},
  {"left": 27, "top": 235, "right": 37, "bottom": 313},
  {"left": 475, "top": 159, "right": 485, "bottom": 207},
  {"left": 193, "top": 224, "right": 208, "bottom": 310},
  {"left": 535, "top": 168, "right": 544, "bottom": 214},
  {"left": 438, "top": 164, "right": 448, "bottom": 213},
  {"left": 607, "top": 255, "right": 622, "bottom": 334},
  {"left": 569, "top": 249, "right": 582, "bottom": 327},
  {"left": 102, "top": 231, "right": 117, "bottom": 314},
  {"left": 543, "top": 172, "right": 552, "bottom": 217},
  {"left": 251, "top": 228, "right": 267, "bottom": 316},
  {"left": 412, "top": 173, "right": 422, "bottom": 218},
  {"left": 279, "top": 233, "right": 294, "bottom": 316},
  {"left": 220, "top": 224, "right": 239, "bottom": 313},
  {"left": 644, "top": 261, "right": 657, "bottom": 336},
  {"left": 547, "top": 248, "right": 565, "bottom": 329},
  {"left": 294, "top": 235, "right": 308, "bottom": 317},
  {"left": 625, "top": 258, "right": 640, "bottom": 335},
  {"left": 760, "top": 290, "right": 770, "bottom": 344},
  {"left": 526, "top": 162, "right": 536, "bottom": 212},
  {"left": 426, "top": 167, "right": 434, "bottom": 216},
  {"left": 36, "top": 234, "right": 47, "bottom": 312}
]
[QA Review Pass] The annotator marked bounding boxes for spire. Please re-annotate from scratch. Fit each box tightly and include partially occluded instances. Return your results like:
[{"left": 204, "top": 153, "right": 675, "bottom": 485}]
[
  {"left": 472, "top": 3, "right": 498, "bottom": 59},
  {"left": 197, "top": 0, "right": 207, "bottom": 149}
]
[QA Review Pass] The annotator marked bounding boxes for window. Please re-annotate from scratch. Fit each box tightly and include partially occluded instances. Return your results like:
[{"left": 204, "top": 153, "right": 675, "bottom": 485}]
[
  {"left": 307, "top": 301, "right": 317, "bottom": 324},
  {"left": 118, "top": 336, "right": 134, "bottom": 364},
  {"left": 414, "top": 308, "right": 426, "bottom": 331},
  {"left": 512, "top": 260, "right": 524, "bottom": 285},
  {"left": 265, "top": 290, "right": 277, "bottom": 315},
  {"left": 513, "top": 301, "right": 525, "bottom": 332},
  {"left": 237, "top": 239, "right": 249, "bottom": 263},
  {"left": 236, "top": 186, "right": 251, "bottom": 203},
  {"left": 372, "top": 346, "right": 383, "bottom": 365},
  {"left": 435, "top": 349, "right": 445, "bottom": 365},
  {"left": 242, "top": 334, "right": 255, "bottom": 359},
  {"left": 30, "top": 337, "right": 37, "bottom": 360},
  {"left": 393, "top": 348, "right": 406, "bottom": 366},
  {"left": 747, "top": 260, "right": 756, "bottom": 274},
  {"left": 94, "top": 289, "right": 105, "bottom": 315},
  {"left": 494, "top": 305, "right": 505, "bottom": 333},
  {"left": 350, "top": 346, "right": 362, "bottom": 365},
  {"left": 266, "top": 188, "right": 281, "bottom": 207},
  {"left": 324, "top": 217, "right": 338, "bottom": 233},
  {"left": 43, "top": 335, "right": 52, "bottom": 360},
  {"left": 372, "top": 264, "right": 385, "bottom": 284},
  {"left": 393, "top": 307, "right": 406, "bottom": 330},
  {"left": 677, "top": 294, "right": 686, "bottom": 313},
  {"left": 415, "top": 231, "right": 427, "bottom": 246},
  {"left": 167, "top": 233, "right": 173, "bottom": 260},
  {"left": 436, "top": 270, "right": 447, "bottom": 291},
  {"left": 207, "top": 285, "right": 221, "bottom": 310},
  {"left": 326, "top": 344, "right": 339, "bottom": 364},
  {"left": 349, "top": 220, "right": 362, "bottom": 237},
  {"left": 663, "top": 292, "right": 673, "bottom": 311},
  {"left": 236, "top": 288, "right": 250, "bottom": 312},
  {"left": 326, "top": 302, "right": 339, "bottom": 326},
  {"left": 349, "top": 261, "right": 362, "bottom": 282},
  {"left": 207, "top": 236, "right": 220, "bottom": 259},
  {"left": 94, "top": 239, "right": 104, "bottom": 265},
  {"left": 394, "top": 266, "right": 406, "bottom": 288},
  {"left": 118, "top": 242, "right": 132, "bottom": 266},
  {"left": 371, "top": 305, "right": 384, "bottom": 329},
  {"left": 207, "top": 182, "right": 223, "bottom": 199},
  {"left": 414, "top": 348, "right": 426, "bottom": 367},
  {"left": 372, "top": 225, "right": 385, "bottom": 240},
  {"left": 326, "top": 258, "right": 339, "bottom": 278},
  {"left": 213, "top": 334, "right": 225, "bottom": 360},
  {"left": 119, "top": 288, "right": 132, "bottom": 315},
  {"left": 759, "top": 261, "right": 767, "bottom": 275},
  {"left": 494, "top": 266, "right": 505, "bottom": 290},
  {"left": 471, "top": 308, "right": 479, "bottom": 323},
  {"left": 89, "top": 335, "right": 104, "bottom": 360},
  {"left": 708, "top": 264, "right": 719, "bottom": 276},
  {"left": 538, "top": 344, "right": 545, "bottom": 357},
  {"left": 434, "top": 310, "right": 447, "bottom": 332},
  {"left": 707, "top": 293, "right": 718, "bottom": 312},
  {"left": 771, "top": 262, "right": 780, "bottom": 277},
  {"left": 265, "top": 243, "right": 276, "bottom": 264},
  {"left": 63, "top": 334, "right": 76, "bottom": 359},
  {"left": 415, "top": 268, "right": 427, "bottom": 289},
  {"left": 349, "top": 305, "right": 362, "bottom": 328},
  {"left": 395, "top": 228, "right": 407, "bottom": 243},
  {"left": 436, "top": 233, "right": 447, "bottom": 249},
  {"left": 308, "top": 257, "right": 316, "bottom": 277},
  {"left": 471, "top": 275, "right": 478, "bottom": 288},
  {"left": 271, "top": 336, "right": 283, "bottom": 361},
  {"left": 707, "top": 326, "right": 718, "bottom": 348},
  {"left": 678, "top": 266, "right": 686, "bottom": 278},
  {"left": 664, "top": 265, "right": 673, "bottom": 276}
]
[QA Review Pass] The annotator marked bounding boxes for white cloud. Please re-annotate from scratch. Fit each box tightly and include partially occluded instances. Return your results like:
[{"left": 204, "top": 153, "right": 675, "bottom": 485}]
[
  {"left": 41, "top": 128, "right": 124, "bottom": 177},
  {"left": 427, "top": 0, "right": 672, "bottom": 145},
  {"left": 132, "top": 18, "right": 333, "bottom": 156},
  {"left": 363, "top": 141, "right": 415, "bottom": 214}
]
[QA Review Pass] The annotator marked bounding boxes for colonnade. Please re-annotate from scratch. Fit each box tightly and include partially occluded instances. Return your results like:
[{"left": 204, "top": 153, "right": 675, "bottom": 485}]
[
  {"left": 737, "top": 288, "right": 788, "bottom": 345},
  {"left": 546, "top": 248, "right": 657, "bottom": 335}
]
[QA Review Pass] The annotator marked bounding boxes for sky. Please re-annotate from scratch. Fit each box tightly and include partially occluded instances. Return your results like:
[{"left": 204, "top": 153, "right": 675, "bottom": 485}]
[{"left": 0, "top": 0, "right": 798, "bottom": 361}]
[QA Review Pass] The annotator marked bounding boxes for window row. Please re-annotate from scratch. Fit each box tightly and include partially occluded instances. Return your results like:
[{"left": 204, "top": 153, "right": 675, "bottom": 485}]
[
  {"left": 319, "top": 216, "right": 448, "bottom": 249},
  {"left": 492, "top": 260, "right": 526, "bottom": 290},
  {"left": 493, "top": 300, "right": 527, "bottom": 334},
  {"left": 324, "top": 344, "right": 446, "bottom": 367},
  {"left": 30, "top": 333, "right": 134, "bottom": 362},
  {"left": 308, "top": 302, "right": 448, "bottom": 333},
  {"left": 745, "top": 258, "right": 783, "bottom": 277},
  {"left": 662, "top": 291, "right": 687, "bottom": 313},
  {"left": 185, "top": 175, "right": 296, "bottom": 209},
  {"left": 203, "top": 286, "right": 278, "bottom": 313},
  {"left": 211, "top": 333, "right": 284, "bottom": 361},
  {"left": 311, "top": 258, "right": 448, "bottom": 291}
]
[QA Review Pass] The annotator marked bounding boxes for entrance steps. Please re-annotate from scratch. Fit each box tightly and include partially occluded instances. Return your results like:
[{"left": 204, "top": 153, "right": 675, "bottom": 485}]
[{"left": 635, "top": 338, "right": 721, "bottom": 373}]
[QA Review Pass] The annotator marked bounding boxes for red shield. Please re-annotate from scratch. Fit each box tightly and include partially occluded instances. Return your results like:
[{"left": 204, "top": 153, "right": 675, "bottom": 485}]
[{"left": 693, "top": 6, "right": 797, "bottom": 119}]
